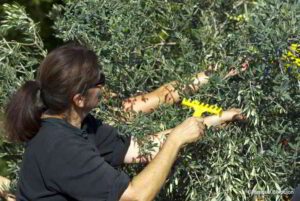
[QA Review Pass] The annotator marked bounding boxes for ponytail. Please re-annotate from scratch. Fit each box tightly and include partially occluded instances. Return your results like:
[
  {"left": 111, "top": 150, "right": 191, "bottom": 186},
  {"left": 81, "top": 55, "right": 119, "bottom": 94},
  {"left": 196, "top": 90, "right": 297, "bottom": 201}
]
[{"left": 4, "top": 80, "right": 47, "bottom": 142}]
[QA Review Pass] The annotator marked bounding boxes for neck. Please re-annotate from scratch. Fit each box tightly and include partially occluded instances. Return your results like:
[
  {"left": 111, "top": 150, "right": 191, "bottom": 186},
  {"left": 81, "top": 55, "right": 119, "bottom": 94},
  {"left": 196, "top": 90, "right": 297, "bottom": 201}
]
[
  {"left": 65, "top": 108, "right": 86, "bottom": 128},
  {"left": 41, "top": 107, "right": 87, "bottom": 128}
]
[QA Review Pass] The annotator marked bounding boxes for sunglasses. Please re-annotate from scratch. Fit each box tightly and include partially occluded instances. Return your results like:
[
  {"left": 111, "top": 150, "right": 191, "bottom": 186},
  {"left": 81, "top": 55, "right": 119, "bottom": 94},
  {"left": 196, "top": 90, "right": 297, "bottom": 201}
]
[
  {"left": 81, "top": 73, "right": 106, "bottom": 94},
  {"left": 92, "top": 72, "right": 106, "bottom": 87}
]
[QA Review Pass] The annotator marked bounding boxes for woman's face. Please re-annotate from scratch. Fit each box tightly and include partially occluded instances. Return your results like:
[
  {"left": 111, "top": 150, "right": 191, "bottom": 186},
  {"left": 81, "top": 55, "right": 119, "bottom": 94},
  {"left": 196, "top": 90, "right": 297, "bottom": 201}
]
[{"left": 84, "top": 84, "right": 104, "bottom": 111}]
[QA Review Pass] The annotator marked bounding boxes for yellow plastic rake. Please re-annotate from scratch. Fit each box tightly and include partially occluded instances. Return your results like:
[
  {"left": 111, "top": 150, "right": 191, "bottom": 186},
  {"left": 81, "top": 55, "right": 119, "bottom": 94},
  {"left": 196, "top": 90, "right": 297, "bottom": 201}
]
[{"left": 181, "top": 98, "right": 222, "bottom": 117}]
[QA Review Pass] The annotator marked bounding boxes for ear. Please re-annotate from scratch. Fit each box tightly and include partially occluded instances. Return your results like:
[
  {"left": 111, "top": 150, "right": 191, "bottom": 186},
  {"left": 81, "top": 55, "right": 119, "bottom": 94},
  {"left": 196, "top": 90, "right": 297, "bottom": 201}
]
[{"left": 72, "top": 93, "right": 86, "bottom": 108}]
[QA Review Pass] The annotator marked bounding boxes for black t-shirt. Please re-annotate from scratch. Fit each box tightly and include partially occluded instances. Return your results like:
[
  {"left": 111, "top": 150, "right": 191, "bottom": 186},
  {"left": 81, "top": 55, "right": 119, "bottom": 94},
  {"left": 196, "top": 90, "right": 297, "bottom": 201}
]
[
  {"left": 17, "top": 114, "right": 131, "bottom": 201},
  {"left": 292, "top": 184, "right": 300, "bottom": 201}
]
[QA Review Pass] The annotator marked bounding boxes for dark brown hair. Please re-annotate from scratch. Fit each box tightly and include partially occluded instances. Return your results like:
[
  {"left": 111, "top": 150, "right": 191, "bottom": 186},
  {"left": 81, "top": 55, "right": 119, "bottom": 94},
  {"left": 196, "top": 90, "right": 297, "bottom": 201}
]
[{"left": 4, "top": 42, "right": 103, "bottom": 142}]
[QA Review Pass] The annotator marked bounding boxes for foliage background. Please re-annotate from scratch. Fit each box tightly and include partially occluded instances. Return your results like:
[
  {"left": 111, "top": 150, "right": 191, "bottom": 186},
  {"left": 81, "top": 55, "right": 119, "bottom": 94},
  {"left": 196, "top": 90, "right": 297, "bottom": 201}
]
[{"left": 0, "top": 0, "right": 299, "bottom": 200}]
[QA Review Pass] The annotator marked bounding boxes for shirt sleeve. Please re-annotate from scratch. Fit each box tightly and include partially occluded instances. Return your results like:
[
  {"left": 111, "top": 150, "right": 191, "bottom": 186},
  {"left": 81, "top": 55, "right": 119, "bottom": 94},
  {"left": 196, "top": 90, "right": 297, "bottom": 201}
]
[
  {"left": 94, "top": 124, "right": 131, "bottom": 167},
  {"left": 47, "top": 137, "right": 130, "bottom": 201}
]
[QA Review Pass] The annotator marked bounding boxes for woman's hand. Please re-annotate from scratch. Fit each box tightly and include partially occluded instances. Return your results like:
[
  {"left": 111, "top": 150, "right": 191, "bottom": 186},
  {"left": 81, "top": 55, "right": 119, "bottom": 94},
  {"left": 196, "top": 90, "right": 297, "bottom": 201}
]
[
  {"left": 220, "top": 108, "right": 245, "bottom": 121},
  {"left": 203, "top": 108, "right": 246, "bottom": 128},
  {"left": 168, "top": 117, "right": 206, "bottom": 147},
  {"left": 120, "top": 118, "right": 205, "bottom": 201}
]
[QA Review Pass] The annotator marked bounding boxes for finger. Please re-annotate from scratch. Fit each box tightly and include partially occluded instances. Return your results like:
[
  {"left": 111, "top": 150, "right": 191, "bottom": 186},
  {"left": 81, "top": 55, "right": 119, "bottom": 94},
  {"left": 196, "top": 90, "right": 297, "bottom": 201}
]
[
  {"left": 198, "top": 128, "right": 205, "bottom": 137},
  {"left": 194, "top": 118, "right": 206, "bottom": 129},
  {"left": 194, "top": 117, "right": 204, "bottom": 123},
  {"left": 228, "top": 108, "right": 241, "bottom": 113},
  {"left": 199, "top": 123, "right": 207, "bottom": 131}
]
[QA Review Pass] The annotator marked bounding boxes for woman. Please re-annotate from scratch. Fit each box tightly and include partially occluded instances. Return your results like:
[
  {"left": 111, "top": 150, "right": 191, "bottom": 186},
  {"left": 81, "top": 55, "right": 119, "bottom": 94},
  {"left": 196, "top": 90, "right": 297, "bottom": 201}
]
[{"left": 4, "top": 43, "right": 243, "bottom": 201}]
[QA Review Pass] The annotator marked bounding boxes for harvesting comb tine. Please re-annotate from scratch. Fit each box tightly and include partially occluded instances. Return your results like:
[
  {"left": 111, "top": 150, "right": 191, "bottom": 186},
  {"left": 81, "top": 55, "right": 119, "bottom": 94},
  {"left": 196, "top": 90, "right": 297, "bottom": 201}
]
[{"left": 181, "top": 98, "right": 223, "bottom": 117}]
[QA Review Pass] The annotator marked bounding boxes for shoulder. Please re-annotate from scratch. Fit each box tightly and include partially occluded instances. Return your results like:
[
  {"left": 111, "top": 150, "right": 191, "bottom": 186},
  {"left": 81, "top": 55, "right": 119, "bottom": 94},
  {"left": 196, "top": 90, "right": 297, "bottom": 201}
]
[{"left": 26, "top": 121, "right": 94, "bottom": 164}]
